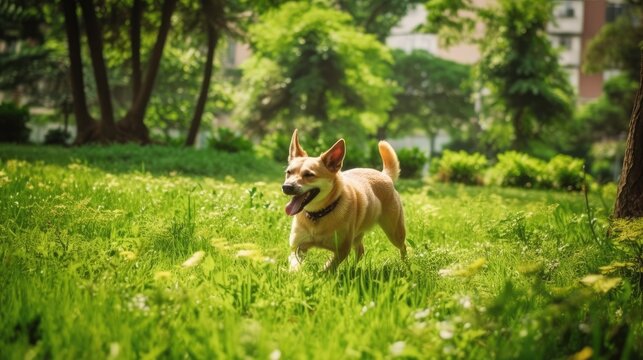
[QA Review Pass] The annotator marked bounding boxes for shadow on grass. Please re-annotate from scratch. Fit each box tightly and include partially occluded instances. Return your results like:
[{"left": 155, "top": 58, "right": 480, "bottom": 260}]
[{"left": 0, "top": 144, "right": 283, "bottom": 182}]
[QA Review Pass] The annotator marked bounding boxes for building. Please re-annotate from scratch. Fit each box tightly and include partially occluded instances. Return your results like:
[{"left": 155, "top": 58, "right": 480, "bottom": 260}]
[{"left": 388, "top": 1, "right": 623, "bottom": 102}]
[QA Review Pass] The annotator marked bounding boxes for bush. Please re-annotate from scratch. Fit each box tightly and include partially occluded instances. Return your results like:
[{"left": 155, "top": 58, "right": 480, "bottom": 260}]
[
  {"left": 435, "top": 150, "right": 487, "bottom": 185},
  {"left": 490, "top": 151, "right": 549, "bottom": 188},
  {"left": 546, "top": 155, "right": 586, "bottom": 191},
  {"left": 0, "top": 102, "right": 30, "bottom": 143},
  {"left": 591, "top": 159, "right": 614, "bottom": 184},
  {"left": 397, "top": 147, "right": 427, "bottom": 179},
  {"left": 44, "top": 128, "right": 72, "bottom": 145},
  {"left": 259, "top": 132, "right": 291, "bottom": 163},
  {"left": 209, "top": 128, "right": 253, "bottom": 153}
]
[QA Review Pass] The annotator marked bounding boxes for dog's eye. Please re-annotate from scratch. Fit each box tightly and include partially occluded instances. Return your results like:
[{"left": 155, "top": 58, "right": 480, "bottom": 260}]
[
  {"left": 285, "top": 169, "right": 292, "bottom": 175},
  {"left": 303, "top": 172, "right": 315, "bottom": 178}
]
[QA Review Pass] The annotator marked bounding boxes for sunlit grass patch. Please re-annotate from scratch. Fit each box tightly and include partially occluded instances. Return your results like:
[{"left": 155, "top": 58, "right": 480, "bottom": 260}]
[{"left": 0, "top": 146, "right": 640, "bottom": 359}]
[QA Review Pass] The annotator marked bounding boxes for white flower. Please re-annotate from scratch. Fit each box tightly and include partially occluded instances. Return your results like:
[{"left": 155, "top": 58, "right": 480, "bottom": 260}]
[
  {"left": 269, "top": 349, "right": 281, "bottom": 360},
  {"left": 438, "top": 321, "right": 454, "bottom": 340},
  {"left": 413, "top": 308, "right": 430, "bottom": 320},
  {"left": 182, "top": 251, "right": 205, "bottom": 267},
  {"left": 389, "top": 341, "right": 406, "bottom": 356},
  {"left": 459, "top": 296, "right": 472, "bottom": 309},
  {"left": 360, "top": 301, "right": 375, "bottom": 316}
]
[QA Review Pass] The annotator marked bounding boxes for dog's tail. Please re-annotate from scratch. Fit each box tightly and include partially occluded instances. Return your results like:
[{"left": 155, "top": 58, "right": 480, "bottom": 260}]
[{"left": 378, "top": 141, "right": 400, "bottom": 182}]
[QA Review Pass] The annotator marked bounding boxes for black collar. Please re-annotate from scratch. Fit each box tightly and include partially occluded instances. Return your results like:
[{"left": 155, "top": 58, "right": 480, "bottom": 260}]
[{"left": 305, "top": 197, "right": 341, "bottom": 221}]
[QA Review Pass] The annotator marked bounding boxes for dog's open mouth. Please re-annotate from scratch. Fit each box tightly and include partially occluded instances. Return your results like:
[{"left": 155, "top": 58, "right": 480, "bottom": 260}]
[{"left": 285, "top": 188, "right": 320, "bottom": 216}]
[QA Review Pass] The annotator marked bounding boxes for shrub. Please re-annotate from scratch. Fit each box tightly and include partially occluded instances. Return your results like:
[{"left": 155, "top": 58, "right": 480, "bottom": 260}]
[
  {"left": 0, "top": 102, "right": 30, "bottom": 143},
  {"left": 397, "top": 147, "right": 427, "bottom": 179},
  {"left": 490, "top": 151, "right": 549, "bottom": 188},
  {"left": 259, "top": 132, "right": 291, "bottom": 162},
  {"left": 591, "top": 159, "right": 614, "bottom": 184},
  {"left": 209, "top": 128, "right": 253, "bottom": 153},
  {"left": 546, "top": 155, "right": 586, "bottom": 191},
  {"left": 435, "top": 150, "right": 487, "bottom": 185},
  {"left": 44, "top": 128, "right": 72, "bottom": 145}
]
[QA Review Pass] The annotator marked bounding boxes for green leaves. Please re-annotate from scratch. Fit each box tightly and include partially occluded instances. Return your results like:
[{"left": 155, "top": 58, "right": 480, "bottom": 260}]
[{"left": 237, "top": 2, "right": 394, "bottom": 138}]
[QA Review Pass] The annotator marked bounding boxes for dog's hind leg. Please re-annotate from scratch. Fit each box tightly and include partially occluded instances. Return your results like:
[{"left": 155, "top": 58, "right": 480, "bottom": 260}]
[
  {"left": 324, "top": 234, "right": 353, "bottom": 272},
  {"left": 379, "top": 200, "right": 407, "bottom": 260},
  {"left": 353, "top": 233, "right": 365, "bottom": 263}
]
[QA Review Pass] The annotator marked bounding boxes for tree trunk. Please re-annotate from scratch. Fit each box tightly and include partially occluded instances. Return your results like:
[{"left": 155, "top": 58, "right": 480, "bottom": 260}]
[
  {"left": 614, "top": 50, "right": 643, "bottom": 219},
  {"left": 511, "top": 107, "right": 527, "bottom": 150},
  {"left": 79, "top": 0, "right": 117, "bottom": 140},
  {"left": 62, "top": 0, "right": 95, "bottom": 144},
  {"left": 119, "top": 0, "right": 177, "bottom": 143},
  {"left": 186, "top": 25, "right": 219, "bottom": 147},
  {"left": 131, "top": 0, "right": 142, "bottom": 101}
]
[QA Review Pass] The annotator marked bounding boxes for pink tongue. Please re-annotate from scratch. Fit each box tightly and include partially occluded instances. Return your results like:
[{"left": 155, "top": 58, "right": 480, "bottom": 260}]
[{"left": 285, "top": 193, "right": 307, "bottom": 216}]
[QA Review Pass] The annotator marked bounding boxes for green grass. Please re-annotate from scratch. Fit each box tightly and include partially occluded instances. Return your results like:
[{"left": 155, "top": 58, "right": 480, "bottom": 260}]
[{"left": 1, "top": 145, "right": 640, "bottom": 359}]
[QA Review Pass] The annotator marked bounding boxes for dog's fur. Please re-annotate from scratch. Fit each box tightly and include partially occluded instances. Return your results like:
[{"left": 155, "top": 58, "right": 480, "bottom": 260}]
[{"left": 282, "top": 129, "right": 406, "bottom": 271}]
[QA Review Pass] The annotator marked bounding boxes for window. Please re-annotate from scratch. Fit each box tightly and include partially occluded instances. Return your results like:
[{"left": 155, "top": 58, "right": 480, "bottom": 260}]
[
  {"left": 606, "top": 3, "right": 627, "bottom": 23},
  {"left": 556, "top": 1, "right": 575, "bottom": 18},
  {"left": 558, "top": 35, "right": 572, "bottom": 49}
]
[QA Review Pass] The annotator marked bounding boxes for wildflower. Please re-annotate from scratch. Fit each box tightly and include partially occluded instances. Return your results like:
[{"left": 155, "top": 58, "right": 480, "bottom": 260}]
[
  {"left": 413, "top": 308, "right": 430, "bottom": 320},
  {"left": 119, "top": 251, "right": 137, "bottom": 261},
  {"left": 459, "top": 296, "right": 472, "bottom": 309},
  {"left": 360, "top": 301, "right": 375, "bottom": 316},
  {"left": 438, "top": 321, "right": 454, "bottom": 340},
  {"left": 570, "top": 347, "right": 593, "bottom": 360},
  {"left": 154, "top": 271, "right": 172, "bottom": 281},
  {"left": 389, "top": 341, "right": 406, "bottom": 356},
  {"left": 269, "top": 349, "right": 281, "bottom": 360},
  {"left": 182, "top": 251, "right": 205, "bottom": 268}
]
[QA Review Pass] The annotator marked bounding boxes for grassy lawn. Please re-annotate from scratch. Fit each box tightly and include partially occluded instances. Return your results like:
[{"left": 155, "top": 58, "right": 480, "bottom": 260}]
[{"left": 1, "top": 145, "right": 640, "bottom": 359}]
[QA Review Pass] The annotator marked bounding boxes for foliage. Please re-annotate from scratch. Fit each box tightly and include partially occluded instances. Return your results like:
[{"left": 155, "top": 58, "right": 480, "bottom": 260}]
[
  {"left": 425, "top": 0, "right": 574, "bottom": 150},
  {"left": 606, "top": 219, "right": 643, "bottom": 288},
  {"left": 477, "top": 0, "right": 574, "bottom": 149},
  {"left": 546, "top": 154, "right": 585, "bottom": 191},
  {"left": 435, "top": 150, "right": 487, "bottom": 185},
  {"left": 44, "top": 128, "right": 71, "bottom": 146},
  {"left": 209, "top": 127, "right": 254, "bottom": 153},
  {"left": 489, "top": 152, "right": 587, "bottom": 191},
  {"left": 0, "top": 145, "right": 640, "bottom": 358},
  {"left": 258, "top": 132, "right": 292, "bottom": 163},
  {"left": 0, "top": 144, "right": 279, "bottom": 180},
  {"left": 0, "top": 102, "right": 30, "bottom": 143},
  {"left": 583, "top": 5, "right": 643, "bottom": 82},
  {"left": 335, "top": 0, "right": 425, "bottom": 41},
  {"left": 387, "top": 49, "right": 474, "bottom": 138},
  {"left": 397, "top": 147, "right": 427, "bottom": 178},
  {"left": 489, "top": 151, "right": 549, "bottom": 188},
  {"left": 236, "top": 2, "right": 395, "bottom": 142},
  {"left": 574, "top": 75, "right": 637, "bottom": 143}
]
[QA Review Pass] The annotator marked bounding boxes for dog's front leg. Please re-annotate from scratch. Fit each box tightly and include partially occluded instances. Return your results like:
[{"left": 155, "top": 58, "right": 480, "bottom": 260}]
[
  {"left": 288, "top": 248, "right": 306, "bottom": 272},
  {"left": 323, "top": 234, "right": 352, "bottom": 272},
  {"left": 288, "top": 226, "right": 306, "bottom": 272}
]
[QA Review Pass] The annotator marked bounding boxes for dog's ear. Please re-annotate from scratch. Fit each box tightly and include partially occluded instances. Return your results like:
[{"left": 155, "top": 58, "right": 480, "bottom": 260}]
[
  {"left": 321, "top": 139, "right": 345, "bottom": 173},
  {"left": 289, "top": 129, "right": 308, "bottom": 161}
]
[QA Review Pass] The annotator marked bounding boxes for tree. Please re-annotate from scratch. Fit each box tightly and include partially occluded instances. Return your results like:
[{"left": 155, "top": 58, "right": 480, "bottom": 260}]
[
  {"left": 583, "top": 2, "right": 643, "bottom": 83},
  {"left": 384, "top": 49, "right": 474, "bottom": 152},
  {"left": 186, "top": 0, "right": 225, "bottom": 147},
  {"left": 61, "top": 0, "right": 178, "bottom": 144},
  {"left": 614, "top": 50, "right": 643, "bottom": 219},
  {"left": 335, "top": 0, "right": 424, "bottom": 41},
  {"left": 236, "top": 2, "right": 395, "bottom": 143},
  {"left": 425, "top": 0, "right": 574, "bottom": 150}
]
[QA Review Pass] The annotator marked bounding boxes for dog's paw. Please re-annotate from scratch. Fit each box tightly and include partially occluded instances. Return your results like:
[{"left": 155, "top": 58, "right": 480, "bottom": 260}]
[{"left": 288, "top": 253, "right": 302, "bottom": 272}]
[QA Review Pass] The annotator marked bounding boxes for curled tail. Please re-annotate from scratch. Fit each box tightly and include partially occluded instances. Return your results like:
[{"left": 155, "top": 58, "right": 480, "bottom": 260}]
[{"left": 378, "top": 141, "right": 400, "bottom": 182}]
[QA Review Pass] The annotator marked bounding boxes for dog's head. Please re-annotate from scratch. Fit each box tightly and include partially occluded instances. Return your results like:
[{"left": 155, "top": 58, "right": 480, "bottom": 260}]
[{"left": 282, "top": 129, "right": 345, "bottom": 216}]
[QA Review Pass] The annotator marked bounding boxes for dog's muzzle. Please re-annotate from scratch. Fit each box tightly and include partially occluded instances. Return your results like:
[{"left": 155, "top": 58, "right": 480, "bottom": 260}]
[{"left": 282, "top": 183, "right": 299, "bottom": 195}]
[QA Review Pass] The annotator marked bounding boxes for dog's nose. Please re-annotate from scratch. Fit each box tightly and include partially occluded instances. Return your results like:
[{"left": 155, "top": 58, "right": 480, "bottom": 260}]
[{"left": 282, "top": 184, "right": 296, "bottom": 195}]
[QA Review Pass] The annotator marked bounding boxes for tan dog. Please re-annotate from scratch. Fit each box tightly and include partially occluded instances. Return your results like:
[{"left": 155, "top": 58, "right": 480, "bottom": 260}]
[{"left": 282, "top": 129, "right": 406, "bottom": 271}]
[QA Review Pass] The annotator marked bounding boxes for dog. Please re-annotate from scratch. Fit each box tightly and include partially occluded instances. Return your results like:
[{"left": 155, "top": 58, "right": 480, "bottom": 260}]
[{"left": 282, "top": 129, "right": 406, "bottom": 271}]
